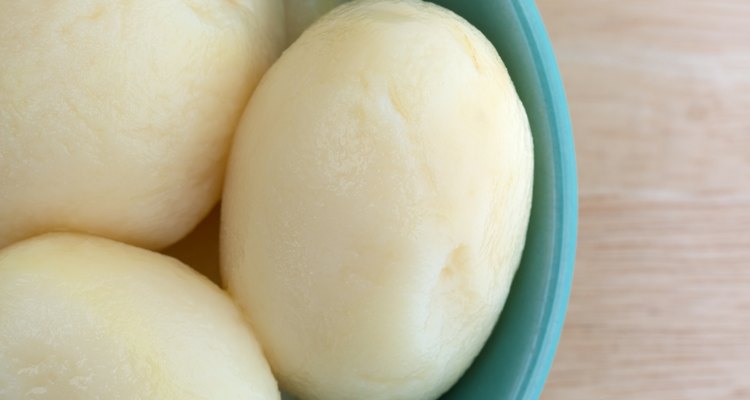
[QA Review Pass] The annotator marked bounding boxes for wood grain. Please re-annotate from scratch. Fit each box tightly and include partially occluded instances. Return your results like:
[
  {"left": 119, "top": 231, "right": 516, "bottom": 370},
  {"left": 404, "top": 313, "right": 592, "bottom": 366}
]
[{"left": 536, "top": 1, "right": 750, "bottom": 399}]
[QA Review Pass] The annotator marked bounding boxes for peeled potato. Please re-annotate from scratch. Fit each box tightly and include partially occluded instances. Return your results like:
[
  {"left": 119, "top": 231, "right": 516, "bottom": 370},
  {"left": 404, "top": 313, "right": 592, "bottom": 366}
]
[
  {"left": 0, "top": 0, "right": 285, "bottom": 250},
  {"left": 0, "top": 233, "right": 279, "bottom": 400},
  {"left": 222, "top": 1, "right": 534, "bottom": 399}
]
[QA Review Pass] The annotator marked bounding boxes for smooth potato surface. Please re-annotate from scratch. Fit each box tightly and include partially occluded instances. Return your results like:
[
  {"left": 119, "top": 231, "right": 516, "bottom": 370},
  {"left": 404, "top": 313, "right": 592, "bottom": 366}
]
[
  {"left": 0, "top": 233, "right": 279, "bottom": 400},
  {"left": 222, "top": 1, "right": 534, "bottom": 399},
  {"left": 0, "top": 0, "right": 285, "bottom": 249}
]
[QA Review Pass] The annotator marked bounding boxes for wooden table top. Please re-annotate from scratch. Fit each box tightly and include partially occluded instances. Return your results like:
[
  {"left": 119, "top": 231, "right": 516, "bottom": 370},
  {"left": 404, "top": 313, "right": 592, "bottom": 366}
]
[{"left": 536, "top": 1, "right": 750, "bottom": 399}]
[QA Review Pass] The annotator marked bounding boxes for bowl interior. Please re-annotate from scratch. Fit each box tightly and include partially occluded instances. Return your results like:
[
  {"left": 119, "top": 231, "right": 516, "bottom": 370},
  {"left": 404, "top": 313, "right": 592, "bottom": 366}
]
[{"left": 430, "top": 0, "right": 577, "bottom": 399}]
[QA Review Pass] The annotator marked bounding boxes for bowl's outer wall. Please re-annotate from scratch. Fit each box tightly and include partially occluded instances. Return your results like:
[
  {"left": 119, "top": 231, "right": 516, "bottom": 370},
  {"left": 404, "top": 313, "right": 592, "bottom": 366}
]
[{"left": 428, "top": 1, "right": 578, "bottom": 399}]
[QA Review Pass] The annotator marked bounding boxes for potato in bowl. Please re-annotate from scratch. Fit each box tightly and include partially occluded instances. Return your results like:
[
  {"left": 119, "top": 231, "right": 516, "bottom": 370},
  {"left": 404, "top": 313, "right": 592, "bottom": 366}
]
[
  {"left": 0, "top": 0, "right": 576, "bottom": 399},
  {"left": 221, "top": 1, "right": 570, "bottom": 400}
]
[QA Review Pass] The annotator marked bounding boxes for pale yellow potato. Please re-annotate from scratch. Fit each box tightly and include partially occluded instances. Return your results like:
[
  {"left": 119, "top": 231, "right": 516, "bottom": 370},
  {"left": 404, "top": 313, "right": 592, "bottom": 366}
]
[
  {"left": 0, "top": 0, "right": 285, "bottom": 250},
  {"left": 0, "top": 233, "right": 279, "bottom": 400},
  {"left": 222, "top": 1, "right": 534, "bottom": 399}
]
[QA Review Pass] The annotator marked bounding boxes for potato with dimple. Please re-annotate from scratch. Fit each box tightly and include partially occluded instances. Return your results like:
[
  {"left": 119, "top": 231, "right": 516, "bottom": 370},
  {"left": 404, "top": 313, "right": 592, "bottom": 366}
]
[
  {"left": 0, "top": 0, "right": 285, "bottom": 250},
  {"left": 0, "top": 233, "right": 279, "bottom": 400},
  {"left": 222, "top": 1, "right": 534, "bottom": 399}
]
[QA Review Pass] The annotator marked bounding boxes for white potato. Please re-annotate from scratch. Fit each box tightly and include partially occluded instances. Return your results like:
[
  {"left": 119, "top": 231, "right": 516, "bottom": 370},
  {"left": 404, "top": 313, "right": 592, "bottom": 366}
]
[
  {"left": 222, "top": 1, "right": 534, "bottom": 399},
  {"left": 0, "top": 233, "right": 279, "bottom": 400},
  {"left": 0, "top": 0, "right": 285, "bottom": 250}
]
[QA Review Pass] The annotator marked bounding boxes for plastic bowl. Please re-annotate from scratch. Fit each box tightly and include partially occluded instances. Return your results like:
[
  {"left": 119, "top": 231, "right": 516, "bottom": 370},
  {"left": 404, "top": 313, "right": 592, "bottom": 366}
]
[{"left": 427, "top": 0, "right": 578, "bottom": 399}]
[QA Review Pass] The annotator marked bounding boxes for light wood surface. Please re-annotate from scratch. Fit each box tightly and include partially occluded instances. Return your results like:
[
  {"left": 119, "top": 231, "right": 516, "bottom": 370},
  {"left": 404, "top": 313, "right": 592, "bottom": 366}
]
[{"left": 536, "top": 1, "right": 750, "bottom": 399}]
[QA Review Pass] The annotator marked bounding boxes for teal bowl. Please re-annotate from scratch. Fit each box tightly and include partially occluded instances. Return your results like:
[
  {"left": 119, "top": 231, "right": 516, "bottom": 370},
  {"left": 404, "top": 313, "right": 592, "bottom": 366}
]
[{"left": 428, "top": 0, "right": 578, "bottom": 398}]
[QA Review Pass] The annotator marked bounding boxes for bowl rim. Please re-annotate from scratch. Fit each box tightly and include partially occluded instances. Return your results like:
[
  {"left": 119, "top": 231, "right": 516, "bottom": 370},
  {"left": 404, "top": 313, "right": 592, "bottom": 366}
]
[{"left": 513, "top": 1, "right": 577, "bottom": 398}]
